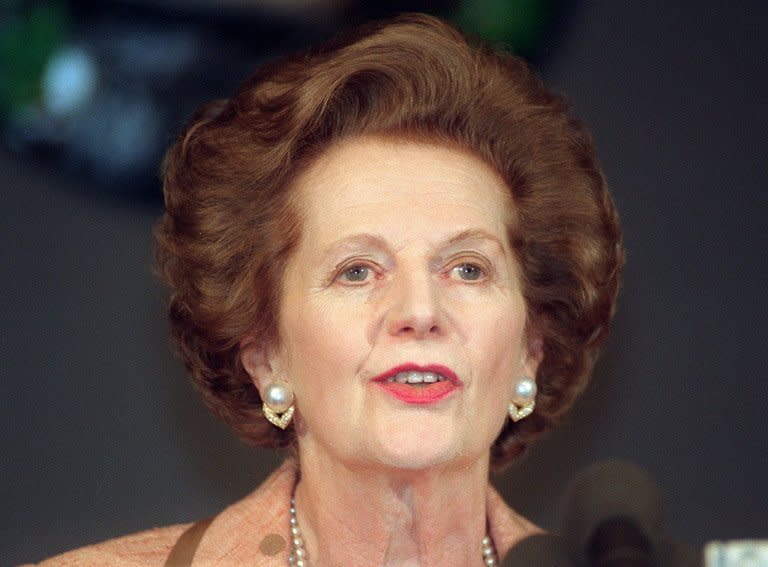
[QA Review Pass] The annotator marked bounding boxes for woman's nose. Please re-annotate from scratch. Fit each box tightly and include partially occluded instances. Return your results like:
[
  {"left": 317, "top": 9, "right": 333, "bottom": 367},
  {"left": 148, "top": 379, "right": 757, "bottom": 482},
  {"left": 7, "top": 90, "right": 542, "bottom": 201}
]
[{"left": 384, "top": 270, "right": 443, "bottom": 339}]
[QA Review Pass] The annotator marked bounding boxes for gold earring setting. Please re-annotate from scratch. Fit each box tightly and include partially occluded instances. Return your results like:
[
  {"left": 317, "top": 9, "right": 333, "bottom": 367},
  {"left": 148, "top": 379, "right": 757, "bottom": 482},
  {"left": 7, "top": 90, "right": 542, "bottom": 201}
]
[
  {"left": 262, "top": 380, "right": 295, "bottom": 429},
  {"left": 509, "top": 376, "right": 536, "bottom": 422}
]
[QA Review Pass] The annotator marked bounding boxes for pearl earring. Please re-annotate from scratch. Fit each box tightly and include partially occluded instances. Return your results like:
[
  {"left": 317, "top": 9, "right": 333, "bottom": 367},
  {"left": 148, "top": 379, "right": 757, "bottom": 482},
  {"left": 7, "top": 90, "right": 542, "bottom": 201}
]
[
  {"left": 262, "top": 380, "right": 295, "bottom": 430},
  {"left": 509, "top": 376, "right": 536, "bottom": 422}
]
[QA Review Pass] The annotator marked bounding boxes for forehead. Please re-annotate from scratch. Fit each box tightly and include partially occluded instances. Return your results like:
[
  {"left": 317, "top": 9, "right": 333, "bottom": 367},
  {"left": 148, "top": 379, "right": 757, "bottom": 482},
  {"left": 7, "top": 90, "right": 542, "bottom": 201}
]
[{"left": 291, "top": 137, "right": 515, "bottom": 244}]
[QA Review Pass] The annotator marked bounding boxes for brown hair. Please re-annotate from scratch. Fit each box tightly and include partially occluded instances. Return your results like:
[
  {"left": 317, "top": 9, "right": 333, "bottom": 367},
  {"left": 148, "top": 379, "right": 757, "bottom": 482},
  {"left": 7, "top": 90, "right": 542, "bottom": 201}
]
[{"left": 155, "top": 13, "right": 623, "bottom": 468}]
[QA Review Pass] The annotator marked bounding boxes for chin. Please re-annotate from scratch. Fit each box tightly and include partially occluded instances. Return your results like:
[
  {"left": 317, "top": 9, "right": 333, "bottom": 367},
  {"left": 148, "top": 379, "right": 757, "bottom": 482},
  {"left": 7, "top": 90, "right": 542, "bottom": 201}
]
[
  {"left": 366, "top": 427, "right": 476, "bottom": 472},
  {"left": 374, "top": 449, "right": 458, "bottom": 472}
]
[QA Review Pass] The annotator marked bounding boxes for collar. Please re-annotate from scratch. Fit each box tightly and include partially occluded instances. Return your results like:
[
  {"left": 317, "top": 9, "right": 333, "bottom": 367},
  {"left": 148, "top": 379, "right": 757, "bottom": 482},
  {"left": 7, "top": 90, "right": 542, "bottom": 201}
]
[{"left": 190, "top": 460, "right": 540, "bottom": 565}]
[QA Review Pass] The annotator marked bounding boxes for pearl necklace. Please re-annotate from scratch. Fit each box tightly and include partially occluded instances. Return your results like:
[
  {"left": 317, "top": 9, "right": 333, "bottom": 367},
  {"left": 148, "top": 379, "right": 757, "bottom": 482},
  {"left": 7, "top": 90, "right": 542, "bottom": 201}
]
[{"left": 288, "top": 496, "right": 499, "bottom": 566}]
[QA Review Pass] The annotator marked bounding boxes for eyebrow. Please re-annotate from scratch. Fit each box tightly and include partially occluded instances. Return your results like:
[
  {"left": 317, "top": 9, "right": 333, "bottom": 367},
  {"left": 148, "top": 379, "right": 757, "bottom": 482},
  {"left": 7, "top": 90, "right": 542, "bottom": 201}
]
[
  {"left": 444, "top": 229, "right": 507, "bottom": 252},
  {"left": 320, "top": 234, "right": 389, "bottom": 260},
  {"left": 320, "top": 229, "right": 506, "bottom": 261}
]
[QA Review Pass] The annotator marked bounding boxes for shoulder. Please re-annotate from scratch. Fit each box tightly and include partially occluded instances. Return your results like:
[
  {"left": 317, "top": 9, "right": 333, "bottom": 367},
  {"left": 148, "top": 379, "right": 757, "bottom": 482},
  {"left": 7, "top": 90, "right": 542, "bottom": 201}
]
[
  {"left": 189, "top": 459, "right": 296, "bottom": 565},
  {"left": 486, "top": 483, "right": 543, "bottom": 558},
  {"left": 30, "top": 460, "right": 298, "bottom": 567},
  {"left": 32, "top": 524, "right": 190, "bottom": 567}
]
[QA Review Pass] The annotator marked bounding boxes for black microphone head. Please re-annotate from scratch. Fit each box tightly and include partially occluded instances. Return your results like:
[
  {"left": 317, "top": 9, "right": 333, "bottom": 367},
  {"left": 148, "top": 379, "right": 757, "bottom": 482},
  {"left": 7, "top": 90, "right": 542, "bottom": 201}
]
[
  {"left": 560, "top": 460, "right": 665, "bottom": 566},
  {"left": 501, "top": 533, "right": 576, "bottom": 567}
]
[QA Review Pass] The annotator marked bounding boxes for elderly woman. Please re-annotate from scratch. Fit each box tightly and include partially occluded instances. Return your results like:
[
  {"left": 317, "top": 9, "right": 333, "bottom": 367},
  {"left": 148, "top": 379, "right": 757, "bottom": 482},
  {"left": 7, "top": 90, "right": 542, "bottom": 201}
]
[{"left": 39, "top": 12, "right": 622, "bottom": 567}]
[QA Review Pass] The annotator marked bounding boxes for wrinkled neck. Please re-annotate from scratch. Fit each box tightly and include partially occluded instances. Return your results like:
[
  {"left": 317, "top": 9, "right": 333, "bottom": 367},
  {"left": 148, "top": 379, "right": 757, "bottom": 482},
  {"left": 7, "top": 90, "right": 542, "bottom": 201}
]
[{"left": 292, "top": 447, "right": 492, "bottom": 566}]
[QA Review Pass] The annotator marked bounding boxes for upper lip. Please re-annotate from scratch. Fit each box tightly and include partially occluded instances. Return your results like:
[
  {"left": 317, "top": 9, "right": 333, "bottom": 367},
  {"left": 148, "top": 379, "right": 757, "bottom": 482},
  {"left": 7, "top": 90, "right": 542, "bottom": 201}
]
[{"left": 370, "top": 363, "right": 462, "bottom": 385}]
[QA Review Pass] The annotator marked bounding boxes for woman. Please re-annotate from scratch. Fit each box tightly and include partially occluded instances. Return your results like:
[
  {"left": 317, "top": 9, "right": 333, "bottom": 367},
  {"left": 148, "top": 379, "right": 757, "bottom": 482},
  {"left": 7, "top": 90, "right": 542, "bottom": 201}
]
[{"left": 39, "top": 13, "right": 622, "bottom": 566}]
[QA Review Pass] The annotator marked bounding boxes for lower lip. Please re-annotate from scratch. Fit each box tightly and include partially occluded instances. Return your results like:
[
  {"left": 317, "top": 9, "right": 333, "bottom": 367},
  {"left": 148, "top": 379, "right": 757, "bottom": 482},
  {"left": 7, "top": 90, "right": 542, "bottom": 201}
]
[{"left": 374, "top": 381, "right": 457, "bottom": 404}]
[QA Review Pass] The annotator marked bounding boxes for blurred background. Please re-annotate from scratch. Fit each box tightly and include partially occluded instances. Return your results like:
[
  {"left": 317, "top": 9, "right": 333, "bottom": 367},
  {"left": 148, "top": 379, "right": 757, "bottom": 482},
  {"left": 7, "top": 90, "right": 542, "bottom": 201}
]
[{"left": 2, "top": 0, "right": 766, "bottom": 563}]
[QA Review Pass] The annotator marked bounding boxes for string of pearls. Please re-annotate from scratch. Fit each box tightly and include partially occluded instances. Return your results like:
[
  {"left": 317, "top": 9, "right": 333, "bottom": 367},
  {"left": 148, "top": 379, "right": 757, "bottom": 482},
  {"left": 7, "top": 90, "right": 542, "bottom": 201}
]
[
  {"left": 287, "top": 496, "right": 499, "bottom": 566},
  {"left": 287, "top": 497, "right": 307, "bottom": 567},
  {"left": 482, "top": 535, "right": 499, "bottom": 565}
]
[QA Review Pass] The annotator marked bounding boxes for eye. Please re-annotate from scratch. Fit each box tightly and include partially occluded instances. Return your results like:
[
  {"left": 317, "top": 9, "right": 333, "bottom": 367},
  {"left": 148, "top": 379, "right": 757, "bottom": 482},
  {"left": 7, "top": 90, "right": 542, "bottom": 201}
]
[
  {"left": 450, "top": 262, "right": 485, "bottom": 282},
  {"left": 336, "top": 263, "right": 375, "bottom": 284}
]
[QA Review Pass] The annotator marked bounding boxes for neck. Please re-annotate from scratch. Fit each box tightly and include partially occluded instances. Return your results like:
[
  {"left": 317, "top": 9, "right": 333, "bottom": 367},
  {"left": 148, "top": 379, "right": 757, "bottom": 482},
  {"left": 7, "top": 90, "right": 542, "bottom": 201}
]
[{"left": 293, "top": 446, "right": 492, "bottom": 567}]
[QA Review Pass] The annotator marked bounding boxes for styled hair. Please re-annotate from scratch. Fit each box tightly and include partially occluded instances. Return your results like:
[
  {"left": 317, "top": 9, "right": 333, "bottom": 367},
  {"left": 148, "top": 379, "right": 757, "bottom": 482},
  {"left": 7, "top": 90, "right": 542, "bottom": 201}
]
[{"left": 156, "top": 13, "right": 623, "bottom": 468}]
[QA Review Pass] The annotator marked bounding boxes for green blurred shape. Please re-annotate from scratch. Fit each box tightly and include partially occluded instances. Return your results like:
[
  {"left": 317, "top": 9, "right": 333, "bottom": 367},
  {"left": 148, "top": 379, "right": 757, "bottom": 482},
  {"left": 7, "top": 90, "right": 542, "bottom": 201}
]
[
  {"left": 453, "top": 0, "right": 552, "bottom": 55},
  {"left": 0, "top": 1, "right": 69, "bottom": 117}
]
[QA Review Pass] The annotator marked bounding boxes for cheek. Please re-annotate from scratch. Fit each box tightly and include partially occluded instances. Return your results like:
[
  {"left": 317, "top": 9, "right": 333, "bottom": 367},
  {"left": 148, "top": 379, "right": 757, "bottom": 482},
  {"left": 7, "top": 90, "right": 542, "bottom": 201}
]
[
  {"left": 281, "top": 298, "right": 366, "bottom": 391},
  {"left": 478, "top": 316, "right": 526, "bottom": 434},
  {"left": 467, "top": 300, "right": 527, "bottom": 388}
]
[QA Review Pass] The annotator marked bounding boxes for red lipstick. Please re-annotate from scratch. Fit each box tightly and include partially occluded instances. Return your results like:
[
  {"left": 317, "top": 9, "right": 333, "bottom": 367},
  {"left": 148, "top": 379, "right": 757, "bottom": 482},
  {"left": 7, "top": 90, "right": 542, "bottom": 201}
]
[{"left": 371, "top": 363, "right": 461, "bottom": 405}]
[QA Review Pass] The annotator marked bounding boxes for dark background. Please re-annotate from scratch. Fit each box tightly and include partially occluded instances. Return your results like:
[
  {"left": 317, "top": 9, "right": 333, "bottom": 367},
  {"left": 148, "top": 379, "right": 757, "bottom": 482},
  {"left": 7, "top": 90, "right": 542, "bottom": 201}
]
[{"left": 2, "top": 2, "right": 767, "bottom": 564}]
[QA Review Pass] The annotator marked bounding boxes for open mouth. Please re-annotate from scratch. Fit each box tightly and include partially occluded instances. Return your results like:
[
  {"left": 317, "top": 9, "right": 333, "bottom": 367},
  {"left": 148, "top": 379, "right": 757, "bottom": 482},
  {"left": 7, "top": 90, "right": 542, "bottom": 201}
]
[
  {"left": 386, "top": 370, "right": 447, "bottom": 385},
  {"left": 372, "top": 364, "right": 461, "bottom": 404}
]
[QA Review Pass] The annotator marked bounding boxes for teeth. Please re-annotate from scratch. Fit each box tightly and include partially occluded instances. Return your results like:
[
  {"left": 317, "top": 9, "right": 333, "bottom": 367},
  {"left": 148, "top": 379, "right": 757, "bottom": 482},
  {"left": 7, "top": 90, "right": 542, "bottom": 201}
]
[
  {"left": 407, "top": 371, "right": 423, "bottom": 384},
  {"left": 388, "top": 371, "right": 445, "bottom": 384}
]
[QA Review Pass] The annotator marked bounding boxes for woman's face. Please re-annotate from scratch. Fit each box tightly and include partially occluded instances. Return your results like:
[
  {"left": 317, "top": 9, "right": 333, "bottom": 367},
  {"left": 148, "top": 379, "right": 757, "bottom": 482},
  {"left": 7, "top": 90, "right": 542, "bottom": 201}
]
[{"left": 247, "top": 137, "right": 539, "bottom": 471}]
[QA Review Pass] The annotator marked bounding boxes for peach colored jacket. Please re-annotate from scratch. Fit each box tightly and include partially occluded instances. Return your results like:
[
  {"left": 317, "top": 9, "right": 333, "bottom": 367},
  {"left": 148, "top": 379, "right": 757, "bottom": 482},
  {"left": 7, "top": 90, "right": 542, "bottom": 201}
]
[{"left": 34, "top": 460, "right": 539, "bottom": 566}]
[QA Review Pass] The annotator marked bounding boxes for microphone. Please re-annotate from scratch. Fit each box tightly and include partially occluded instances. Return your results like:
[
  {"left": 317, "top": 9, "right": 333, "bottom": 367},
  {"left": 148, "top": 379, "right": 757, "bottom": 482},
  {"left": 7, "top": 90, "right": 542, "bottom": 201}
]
[
  {"left": 500, "top": 533, "right": 576, "bottom": 566},
  {"left": 560, "top": 460, "right": 667, "bottom": 567}
]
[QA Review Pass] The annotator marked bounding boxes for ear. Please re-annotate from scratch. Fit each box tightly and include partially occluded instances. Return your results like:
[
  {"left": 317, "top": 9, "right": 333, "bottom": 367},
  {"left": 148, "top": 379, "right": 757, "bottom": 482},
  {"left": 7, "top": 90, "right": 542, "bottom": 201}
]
[
  {"left": 240, "top": 337, "right": 280, "bottom": 393},
  {"left": 522, "top": 332, "right": 544, "bottom": 379}
]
